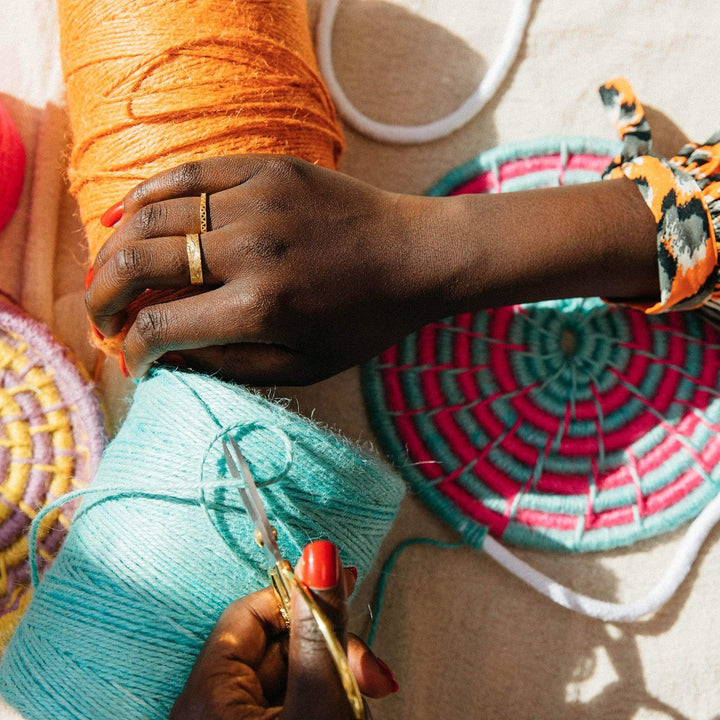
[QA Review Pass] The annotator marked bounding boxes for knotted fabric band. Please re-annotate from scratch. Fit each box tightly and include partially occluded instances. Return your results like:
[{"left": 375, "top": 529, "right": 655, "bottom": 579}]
[{"left": 600, "top": 77, "right": 719, "bottom": 313}]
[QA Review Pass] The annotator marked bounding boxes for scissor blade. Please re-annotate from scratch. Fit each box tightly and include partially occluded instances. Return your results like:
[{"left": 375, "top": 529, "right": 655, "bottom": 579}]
[{"left": 223, "top": 437, "right": 283, "bottom": 564}]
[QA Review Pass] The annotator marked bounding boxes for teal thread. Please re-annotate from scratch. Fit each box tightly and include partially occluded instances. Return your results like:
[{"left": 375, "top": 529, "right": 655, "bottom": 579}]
[{"left": 368, "top": 538, "right": 466, "bottom": 647}]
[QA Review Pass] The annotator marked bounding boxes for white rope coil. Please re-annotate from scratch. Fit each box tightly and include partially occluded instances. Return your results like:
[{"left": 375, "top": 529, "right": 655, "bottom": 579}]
[
  {"left": 483, "top": 490, "right": 720, "bottom": 622},
  {"left": 316, "top": 0, "right": 532, "bottom": 144}
]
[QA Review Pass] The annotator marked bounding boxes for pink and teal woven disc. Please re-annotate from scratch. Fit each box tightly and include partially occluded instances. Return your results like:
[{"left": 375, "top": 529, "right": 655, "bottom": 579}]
[{"left": 362, "top": 137, "right": 720, "bottom": 552}]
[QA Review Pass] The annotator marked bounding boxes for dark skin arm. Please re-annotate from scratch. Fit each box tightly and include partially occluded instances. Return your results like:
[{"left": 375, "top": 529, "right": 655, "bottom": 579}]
[{"left": 86, "top": 155, "right": 658, "bottom": 384}]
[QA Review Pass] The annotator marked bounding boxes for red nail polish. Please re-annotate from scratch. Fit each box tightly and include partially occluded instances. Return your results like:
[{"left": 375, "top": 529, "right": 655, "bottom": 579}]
[
  {"left": 100, "top": 201, "right": 123, "bottom": 228},
  {"left": 300, "top": 540, "right": 339, "bottom": 590},
  {"left": 84, "top": 266, "right": 94, "bottom": 290},
  {"left": 91, "top": 324, "right": 104, "bottom": 341},
  {"left": 376, "top": 657, "right": 399, "bottom": 693},
  {"left": 118, "top": 352, "right": 129, "bottom": 378},
  {"left": 347, "top": 566, "right": 358, "bottom": 581},
  {"left": 161, "top": 353, "right": 186, "bottom": 367}
]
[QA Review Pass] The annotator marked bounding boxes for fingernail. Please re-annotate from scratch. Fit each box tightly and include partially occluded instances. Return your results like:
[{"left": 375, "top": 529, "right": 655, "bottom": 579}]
[
  {"left": 376, "top": 657, "right": 399, "bottom": 693},
  {"left": 91, "top": 324, "right": 104, "bottom": 341},
  {"left": 100, "top": 200, "right": 123, "bottom": 228},
  {"left": 299, "top": 540, "right": 339, "bottom": 590},
  {"left": 160, "top": 352, "right": 186, "bottom": 367},
  {"left": 84, "top": 266, "right": 94, "bottom": 290},
  {"left": 118, "top": 352, "right": 129, "bottom": 378},
  {"left": 347, "top": 566, "right": 358, "bottom": 581}
]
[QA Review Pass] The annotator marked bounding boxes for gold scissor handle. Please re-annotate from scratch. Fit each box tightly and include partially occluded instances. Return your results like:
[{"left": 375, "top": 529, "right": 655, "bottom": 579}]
[
  {"left": 269, "top": 560, "right": 293, "bottom": 629},
  {"left": 273, "top": 563, "right": 365, "bottom": 720}
]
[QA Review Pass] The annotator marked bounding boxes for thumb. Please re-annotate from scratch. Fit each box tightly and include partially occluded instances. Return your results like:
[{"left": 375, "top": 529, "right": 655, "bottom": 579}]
[{"left": 281, "top": 540, "right": 363, "bottom": 720}]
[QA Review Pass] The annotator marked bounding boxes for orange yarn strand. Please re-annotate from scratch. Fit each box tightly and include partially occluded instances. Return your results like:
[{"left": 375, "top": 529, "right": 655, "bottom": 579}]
[{"left": 59, "top": 0, "right": 344, "bottom": 353}]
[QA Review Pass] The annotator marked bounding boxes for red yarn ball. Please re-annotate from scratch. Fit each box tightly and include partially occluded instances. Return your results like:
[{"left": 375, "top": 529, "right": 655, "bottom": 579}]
[{"left": 0, "top": 101, "right": 26, "bottom": 233}]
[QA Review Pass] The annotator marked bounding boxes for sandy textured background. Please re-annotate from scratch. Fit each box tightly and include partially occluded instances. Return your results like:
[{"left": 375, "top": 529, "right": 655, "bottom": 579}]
[{"left": 1, "top": 1, "right": 720, "bottom": 718}]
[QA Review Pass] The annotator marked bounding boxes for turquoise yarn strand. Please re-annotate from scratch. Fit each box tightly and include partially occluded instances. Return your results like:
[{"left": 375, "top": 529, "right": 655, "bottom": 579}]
[
  {"left": 368, "top": 538, "right": 464, "bottom": 647},
  {"left": 0, "top": 368, "right": 404, "bottom": 720}
]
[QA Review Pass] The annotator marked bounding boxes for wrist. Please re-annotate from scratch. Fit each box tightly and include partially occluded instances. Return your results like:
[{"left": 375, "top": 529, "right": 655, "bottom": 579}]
[
  {"left": 400, "top": 180, "right": 659, "bottom": 316},
  {"left": 385, "top": 192, "right": 475, "bottom": 323}
]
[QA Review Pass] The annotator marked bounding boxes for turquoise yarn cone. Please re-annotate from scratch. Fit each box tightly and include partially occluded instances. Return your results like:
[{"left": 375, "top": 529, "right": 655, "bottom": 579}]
[{"left": 0, "top": 368, "right": 404, "bottom": 720}]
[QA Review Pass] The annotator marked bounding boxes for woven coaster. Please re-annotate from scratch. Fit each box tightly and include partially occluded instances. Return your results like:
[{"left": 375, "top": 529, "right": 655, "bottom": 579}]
[
  {"left": 0, "top": 294, "right": 105, "bottom": 646},
  {"left": 362, "top": 136, "right": 720, "bottom": 553}
]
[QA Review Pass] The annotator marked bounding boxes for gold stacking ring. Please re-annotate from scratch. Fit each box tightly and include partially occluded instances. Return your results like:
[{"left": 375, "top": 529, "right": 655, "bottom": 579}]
[
  {"left": 186, "top": 233, "right": 203, "bottom": 285},
  {"left": 199, "top": 192, "right": 208, "bottom": 234}
]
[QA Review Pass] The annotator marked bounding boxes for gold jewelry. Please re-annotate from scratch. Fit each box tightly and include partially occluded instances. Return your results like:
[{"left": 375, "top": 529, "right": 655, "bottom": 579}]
[
  {"left": 185, "top": 233, "right": 204, "bottom": 285},
  {"left": 270, "top": 559, "right": 292, "bottom": 631},
  {"left": 279, "top": 565, "right": 365, "bottom": 720},
  {"left": 199, "top": 192, "right": 208, "bottom": 233}
]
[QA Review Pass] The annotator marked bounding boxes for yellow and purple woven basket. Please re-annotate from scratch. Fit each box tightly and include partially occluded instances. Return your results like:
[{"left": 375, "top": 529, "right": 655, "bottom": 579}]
[{"left": 0, "top": 294, "right": 105, "bottom": 647}]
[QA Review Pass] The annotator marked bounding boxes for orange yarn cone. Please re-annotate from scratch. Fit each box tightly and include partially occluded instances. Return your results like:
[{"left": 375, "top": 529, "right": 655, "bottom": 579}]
[{"left": 59, "top": 0, "right": 343, "bottom": 354}]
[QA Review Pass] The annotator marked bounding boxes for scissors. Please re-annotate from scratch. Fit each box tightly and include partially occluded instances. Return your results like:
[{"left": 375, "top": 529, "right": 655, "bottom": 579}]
[{"left": 222, "top": 435, "right": 365, "bottom": 720}]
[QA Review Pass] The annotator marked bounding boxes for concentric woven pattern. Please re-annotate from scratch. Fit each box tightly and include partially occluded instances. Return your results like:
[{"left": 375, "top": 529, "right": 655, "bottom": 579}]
[
  {"left": 0, "top": 295, "right": 105, "bottom": 646},
  {"left": 363, "top": 136, "right": 720, "bottom": 552}
]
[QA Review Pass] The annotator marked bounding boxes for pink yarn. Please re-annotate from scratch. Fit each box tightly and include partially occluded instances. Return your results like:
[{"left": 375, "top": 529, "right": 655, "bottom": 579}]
[
  {"left": 0, "top": 100, "right": 25, "bottom": 233},
  {"left": 448, "top": 153, "right": 612, "bottom": 196}
]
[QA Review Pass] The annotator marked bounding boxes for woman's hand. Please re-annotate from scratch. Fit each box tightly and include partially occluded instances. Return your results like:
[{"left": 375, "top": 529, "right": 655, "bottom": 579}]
[
  {"left": 170, "top": 541, "right": 398, "bottom": 720},
  {"left": 86, "top": 155, "right": 445, "bottom": 384},
  {"left": 86, "top": 155, "right": 659, "bottom": 385}
]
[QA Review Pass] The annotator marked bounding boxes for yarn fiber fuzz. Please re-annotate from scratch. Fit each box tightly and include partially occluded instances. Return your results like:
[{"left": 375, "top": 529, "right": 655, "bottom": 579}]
[{"left": 0, "top": 368, "right": 403, "bottom": 720}]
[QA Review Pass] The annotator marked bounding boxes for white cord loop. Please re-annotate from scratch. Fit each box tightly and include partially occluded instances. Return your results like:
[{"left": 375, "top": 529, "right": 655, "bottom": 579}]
[
  {"left": 482, "top": 490, "right": 720, "bottom": 622},
  {"left": 316, "top": 0, "right": 532, "bottom": 144}
]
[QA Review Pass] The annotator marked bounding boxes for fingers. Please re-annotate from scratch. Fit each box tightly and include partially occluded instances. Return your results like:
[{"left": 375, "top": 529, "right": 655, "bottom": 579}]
[
  {"left": 170, "top": 344, "right": 321, "bottom": 387},
  {"left": 88, "top": 189, "right": 282, "bottom": 338},
  {"left": 118, "top": 288, "right": 280, "bottom": 377},
  {"left": 207, "top": 585, "right": 290, "bottom": 698},
  {"left": 211, "top": 586, "right": 290, "bottom": 656},
  {"left": 89, "top": 237, "right": 198, "bottom": 338},
  {"left": 95, "top": 185, "right": 246, "bottom": 271},
  {"left": 171, "top": 542, "right": 393, "bottom": 720},
  {"left": 116, "top": 154, "right": 274, "bottom": 220},
  {"left": 99, "top": 154, "right": 310, "bottom": 232},
  {"left": 88, "top": 231, "right": 233, "bottom": 338},
  {"left": 169, "top": 585, "right": 289, "bottom": 718},
  {"left": 347, "top": 636, "right": 399, "bottom": 700},
  {"left": 95, "top": 197, "right": 205, "bottom": 270},
  {"left": 283, "top": 540, "right": 358, "bottom": 720}
]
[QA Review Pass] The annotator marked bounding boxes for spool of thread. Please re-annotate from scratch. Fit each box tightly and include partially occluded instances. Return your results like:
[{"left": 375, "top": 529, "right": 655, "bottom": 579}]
[
  {"left": 0, "top": 100, "right": 26, "bottom": 234},
  {"left": 60, "top": 0, "right": 344, "bottom": 354},
  {"left": 0, "top": 368, "right": 404, "bottom": 719}
]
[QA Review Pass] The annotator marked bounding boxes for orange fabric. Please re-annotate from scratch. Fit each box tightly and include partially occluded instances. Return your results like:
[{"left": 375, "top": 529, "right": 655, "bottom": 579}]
[
  {"left": 58, "top": 0, "right": 343, "bottom": 354},
  {"left": 606, "top": 157, "right": 717, "bottom": 313},
  {"left": 601, "top": 77, "right": 645, "bottom": 142},
  {"left": 600, "top": 78, "right": 718, "bottom": 314},
  {"left": 672, "top": 136, "right": 720, "bottom": 308}
]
